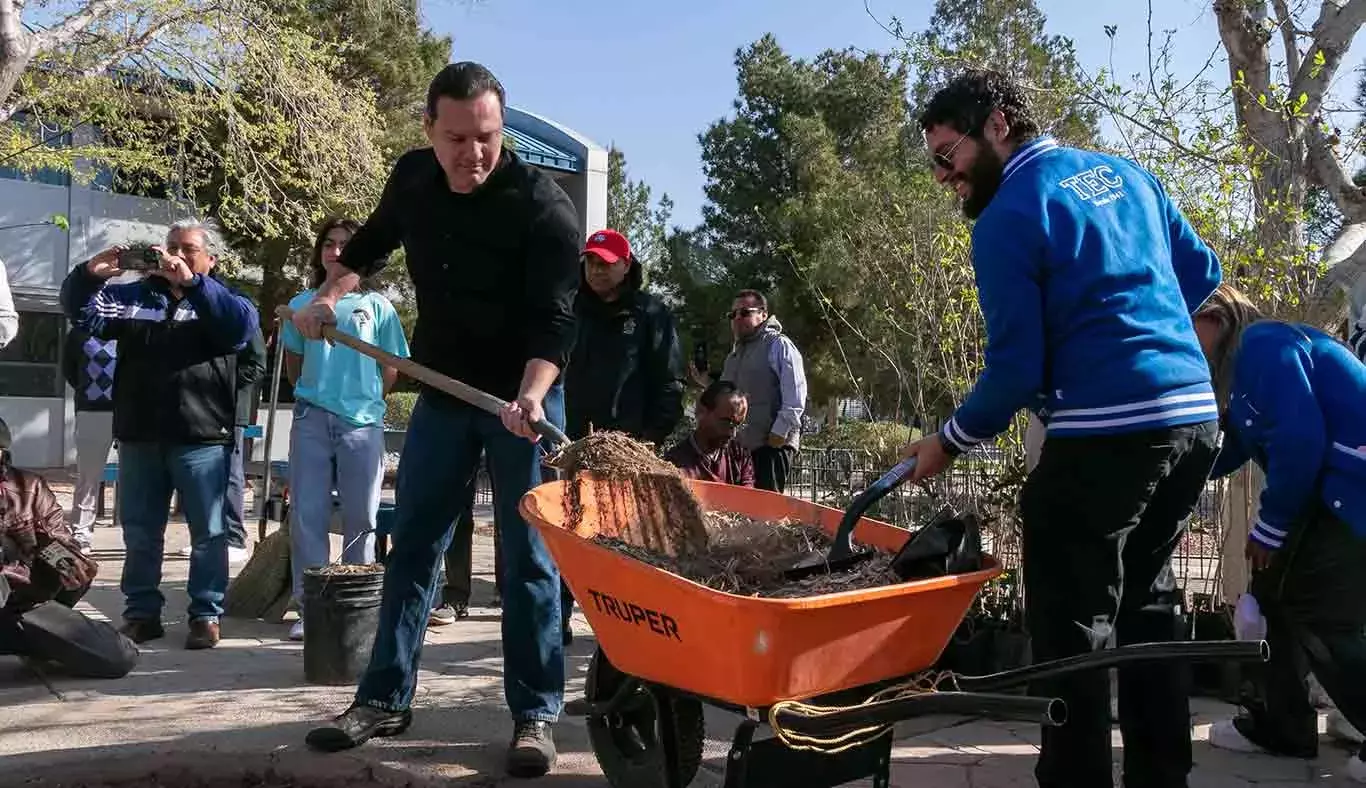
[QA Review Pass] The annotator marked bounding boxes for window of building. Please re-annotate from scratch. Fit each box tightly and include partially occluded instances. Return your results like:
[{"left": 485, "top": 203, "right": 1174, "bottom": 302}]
[
  {"left": 0, "top": 310, "right": 65, "bottom": 397},
  {"left": 0, "top": 112, "right": 73, "bottom": 187}
]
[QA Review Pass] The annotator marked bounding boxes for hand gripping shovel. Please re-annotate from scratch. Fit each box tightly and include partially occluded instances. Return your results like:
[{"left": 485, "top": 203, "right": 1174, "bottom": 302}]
[
  {"left": 274, "top": 305, "right": 571, "bottom": 449},
  {"left": 784, "top": 455, "right": 919, "bottom": 581}
]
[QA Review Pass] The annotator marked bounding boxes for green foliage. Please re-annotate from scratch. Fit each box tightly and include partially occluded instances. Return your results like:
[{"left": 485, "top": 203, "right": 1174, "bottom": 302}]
[
  {"left": 804, "top": 420, "right": 915, "bottom": 467},
  {"left": 909, "top": 0, "right": 1101, "bottom": 146},
  {"left": 607, "top": 146, "right": 673, "bottom": 269},
  {"left": 384, "top": 391, "right": 419, "bottom": 429}
]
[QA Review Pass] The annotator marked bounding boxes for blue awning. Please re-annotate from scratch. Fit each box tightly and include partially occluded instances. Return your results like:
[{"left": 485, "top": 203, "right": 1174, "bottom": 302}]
[{"left": 505, "top": 126, "right": 580, "bottom": 173}]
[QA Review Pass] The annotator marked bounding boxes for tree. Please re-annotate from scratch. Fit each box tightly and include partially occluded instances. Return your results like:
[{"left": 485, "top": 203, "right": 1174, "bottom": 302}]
[
  {"left": 906, "top": 0, "right": 1101, "bottom": 146},
  {"left": 606, "top": 145, "right": 672, "bottom": 270}
]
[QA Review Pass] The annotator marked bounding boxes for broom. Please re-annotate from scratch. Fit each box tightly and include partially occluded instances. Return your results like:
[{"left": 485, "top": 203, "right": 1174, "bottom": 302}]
[{"left": 224, "top": 320, "right": 294, "bottom": 620}]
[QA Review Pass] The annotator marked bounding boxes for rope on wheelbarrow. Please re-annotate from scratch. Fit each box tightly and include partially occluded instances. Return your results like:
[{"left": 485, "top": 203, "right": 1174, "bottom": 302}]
[{"left": 766, "top": 670, "right": 961, "bottom": 753}]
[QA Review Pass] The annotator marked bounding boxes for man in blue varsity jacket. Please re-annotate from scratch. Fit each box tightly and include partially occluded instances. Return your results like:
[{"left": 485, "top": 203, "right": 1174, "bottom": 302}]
[
  {"left": 903, "top": 70, "right": 1223, "bottom": 788},
  {"left": 60, "top": 219, "right": 258, "bottom": 652},
  {"left": 1191, "top": 285, "right": 1366, "bottom": 781}
]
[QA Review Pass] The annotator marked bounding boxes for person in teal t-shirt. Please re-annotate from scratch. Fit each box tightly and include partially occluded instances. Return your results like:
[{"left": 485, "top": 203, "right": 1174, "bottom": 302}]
[{"left": 280, "top": 218, "right": 410, "bottom": 641}]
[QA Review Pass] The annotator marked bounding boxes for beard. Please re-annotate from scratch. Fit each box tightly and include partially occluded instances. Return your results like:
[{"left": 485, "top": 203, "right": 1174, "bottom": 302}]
[{"left": 959, "top": 144, "right": 1005, "bottom": 220}]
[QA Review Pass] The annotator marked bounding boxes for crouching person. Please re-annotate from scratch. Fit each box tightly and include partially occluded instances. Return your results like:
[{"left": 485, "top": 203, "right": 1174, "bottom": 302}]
[
  {"left": 60, "top": 219, "right": 259, "bottom": 650},
  {"left": 0, "top": 418, "right": 138, "bottom": 678},
  {"left": 1193, "top": 284, "right": 1366, "bottom": 782}
]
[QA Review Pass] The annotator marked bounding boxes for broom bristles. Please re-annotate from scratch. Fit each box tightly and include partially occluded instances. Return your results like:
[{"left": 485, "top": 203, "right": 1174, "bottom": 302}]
[{"left": 224, "top": 525, "right": 292, "bottom": 620}]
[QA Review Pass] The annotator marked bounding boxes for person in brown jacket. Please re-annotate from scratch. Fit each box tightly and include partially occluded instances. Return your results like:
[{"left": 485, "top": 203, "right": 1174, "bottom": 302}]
[{"left": 0, "top": 417, "right": 137, "bottom": 678}]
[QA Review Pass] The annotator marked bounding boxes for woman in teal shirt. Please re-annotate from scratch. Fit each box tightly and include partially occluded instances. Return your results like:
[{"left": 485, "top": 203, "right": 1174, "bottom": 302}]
[{"left": 281, "top": 218, "right": 410, "bottom": 641}]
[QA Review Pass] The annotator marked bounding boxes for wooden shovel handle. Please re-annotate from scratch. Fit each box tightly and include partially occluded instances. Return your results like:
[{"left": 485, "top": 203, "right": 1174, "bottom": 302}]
[{"left": 274, "top": 305, "right": 570, "bottom": 448}]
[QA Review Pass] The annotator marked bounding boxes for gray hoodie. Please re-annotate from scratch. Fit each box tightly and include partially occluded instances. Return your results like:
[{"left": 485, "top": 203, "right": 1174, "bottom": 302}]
[{"left": 719, "top": 316, "right": 808, "bottom": 451}]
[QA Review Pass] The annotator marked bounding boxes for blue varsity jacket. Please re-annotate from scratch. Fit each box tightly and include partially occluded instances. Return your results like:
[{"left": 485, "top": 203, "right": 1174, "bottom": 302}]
[
  {"left": 941, "top": 135, "right": 1223, "bottom": 454},
  {"left": 1210, "top": 321, "right": 1366, "bottom": 548}
]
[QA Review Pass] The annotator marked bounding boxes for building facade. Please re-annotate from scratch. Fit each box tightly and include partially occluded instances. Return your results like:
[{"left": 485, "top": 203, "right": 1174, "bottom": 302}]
[{"left": 0, "top": 106, "right": 607, "bottom": 468}]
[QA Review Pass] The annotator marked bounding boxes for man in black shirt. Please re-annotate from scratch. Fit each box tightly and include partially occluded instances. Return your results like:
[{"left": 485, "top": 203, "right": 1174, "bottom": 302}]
[{"left": 293, "top": 63, "right": 580, "bottom": 779}]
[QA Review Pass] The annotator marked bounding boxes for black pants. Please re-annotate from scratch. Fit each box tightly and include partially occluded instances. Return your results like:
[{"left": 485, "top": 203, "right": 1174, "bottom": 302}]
[
  {"left": 0, "top": 587, "right": 138, "bottom": 679},
  {"left": 752, "top": 445, "right": 795, "bottom": 494},
  {"left": 1237, "top": 507, "right": 1366, "bottom": 759},
  {"left": 441, "top": 475, "right": 498, "bottom": 606},
  {"left": 440, "top": 466, "right": 574, "bottom": 633},
  {"left": 1021, "top": 421, "right": 1219, "bottom": 788}
]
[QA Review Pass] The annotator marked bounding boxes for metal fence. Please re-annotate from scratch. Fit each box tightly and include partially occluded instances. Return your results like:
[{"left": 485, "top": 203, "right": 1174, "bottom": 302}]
[
  {"left": 786, "top": 446, "right": 1236, "bottom": 614},
  {"left": 458, "top": 441, "right": 1240, "bottom": 616}
]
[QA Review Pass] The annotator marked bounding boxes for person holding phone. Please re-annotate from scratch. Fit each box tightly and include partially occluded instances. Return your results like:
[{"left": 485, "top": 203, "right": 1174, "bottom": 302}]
[{"left": 59, "top": 219, "right": 258, "bottom": 651}]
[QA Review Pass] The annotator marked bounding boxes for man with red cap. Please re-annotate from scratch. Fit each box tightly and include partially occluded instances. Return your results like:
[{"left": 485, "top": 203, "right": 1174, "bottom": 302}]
[{"left": 564, "top": 227, "right": 684, "bottom": 448}]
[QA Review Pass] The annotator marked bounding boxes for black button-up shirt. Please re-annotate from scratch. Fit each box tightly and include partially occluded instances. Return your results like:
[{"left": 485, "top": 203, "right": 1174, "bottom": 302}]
[{"left": 339, "top": 147, "right": 581, "bottom": 404}]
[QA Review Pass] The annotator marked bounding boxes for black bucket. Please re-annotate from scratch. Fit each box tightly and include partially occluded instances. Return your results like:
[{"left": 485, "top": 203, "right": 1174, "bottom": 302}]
[{"left": 302, "top": 565, "right": 384, "bottom": 685}]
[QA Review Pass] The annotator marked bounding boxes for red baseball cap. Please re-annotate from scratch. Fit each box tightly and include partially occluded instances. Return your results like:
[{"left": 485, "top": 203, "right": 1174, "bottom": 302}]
[{"left": 583, "top": 229, "right": 631, "bottom": 264}]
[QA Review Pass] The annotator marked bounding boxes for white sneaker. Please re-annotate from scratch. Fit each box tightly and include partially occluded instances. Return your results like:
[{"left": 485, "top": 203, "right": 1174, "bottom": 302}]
[
  {"left": 1209, "top": 720, "right": 1266, "bottom": 753},
  {"left": 1329, "top": 710, "right": 1366, "bottom": 745},
  {"left": 228, "top": 546, "right": 249, "bottom": 564},
  {"left": 288, "top": 619, "right": 304, "bottom": 641},
  {"left": 1347, "top": 753, "right": 1366, "bottom": 783}
]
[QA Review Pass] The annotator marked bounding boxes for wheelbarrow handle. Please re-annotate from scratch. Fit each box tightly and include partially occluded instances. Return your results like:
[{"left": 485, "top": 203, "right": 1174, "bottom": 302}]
[{"left": 274, "top": 305, "right": 571, "bottom": 449}]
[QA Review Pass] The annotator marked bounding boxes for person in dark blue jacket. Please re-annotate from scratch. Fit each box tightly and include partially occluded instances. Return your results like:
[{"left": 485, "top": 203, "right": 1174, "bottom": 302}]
[
  {"left": 60, "top": 219, "right": 259, "bottom": 651},
  {"left": 1191, "top": 284, "right": 1366, "bottom": 781},
  {"left": 902, "top": 70, "right": 1224, "bottom": 788}
]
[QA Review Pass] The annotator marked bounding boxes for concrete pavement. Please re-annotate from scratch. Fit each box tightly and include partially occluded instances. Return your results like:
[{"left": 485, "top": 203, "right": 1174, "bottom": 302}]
[{"left": 0, "top": 473, "right": 1359, "bottom": 786}]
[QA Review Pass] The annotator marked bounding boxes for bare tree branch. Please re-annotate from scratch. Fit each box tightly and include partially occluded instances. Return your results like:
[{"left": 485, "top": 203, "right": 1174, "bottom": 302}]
[
  {"left": 33, "top": 0, "right": 123, "bottom": 54},
  {"left": 1288, "top": 0, "right": 1366, "bottom": 128}
]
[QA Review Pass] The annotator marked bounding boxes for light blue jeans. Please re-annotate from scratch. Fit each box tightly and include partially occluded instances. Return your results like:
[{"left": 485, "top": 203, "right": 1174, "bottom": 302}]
[{"left": 287, "top": 400, "right": 385, "bottom": 606}]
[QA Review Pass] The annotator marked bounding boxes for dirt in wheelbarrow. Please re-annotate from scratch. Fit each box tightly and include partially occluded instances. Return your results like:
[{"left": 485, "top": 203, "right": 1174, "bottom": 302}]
[
  {"left": 594, "top": 511, "right": 901, "bottom": 598},
  {"left": 549, "top": 430, "right": 710, "bottom": 556}
]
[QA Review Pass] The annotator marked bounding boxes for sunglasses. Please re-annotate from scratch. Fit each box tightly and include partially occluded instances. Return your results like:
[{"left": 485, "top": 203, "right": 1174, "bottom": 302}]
[
  {"left": 726, "top": 307, "right": 763, "bottom": 320},
  {"left": 931, "top": 131, "right": 971, "bottom": 171}
]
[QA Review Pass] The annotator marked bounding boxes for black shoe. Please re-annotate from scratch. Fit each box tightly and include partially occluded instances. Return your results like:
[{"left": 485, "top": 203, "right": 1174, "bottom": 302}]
[
  {"left": 507, "top": 720, "right": 556, "bottom": 778},
  {"left": 305, "top": 704, "right": 413, "bottom": 752},
  {"left": 118, "top": 619, "right": 164, "bottom": 644}
]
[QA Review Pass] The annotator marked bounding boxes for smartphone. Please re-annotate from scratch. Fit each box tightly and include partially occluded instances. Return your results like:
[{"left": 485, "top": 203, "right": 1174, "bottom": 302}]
[
  {"left": 692, "top": 339, "right": 709, "bottom": 373},
  {"left": 118, "top": 245, "right": 161, "bottom": 271}
]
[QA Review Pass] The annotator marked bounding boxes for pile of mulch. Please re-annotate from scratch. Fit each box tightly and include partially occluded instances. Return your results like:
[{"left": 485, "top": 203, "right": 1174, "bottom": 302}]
[
  {"left": 594, "top": 511, "right": 900, "bottom": 598},
  {"left": 548, "top": 431, "right": 709, "bottom": 556},
  {"left": 549, "top": 430, "right": 899, "bottom": 597}
]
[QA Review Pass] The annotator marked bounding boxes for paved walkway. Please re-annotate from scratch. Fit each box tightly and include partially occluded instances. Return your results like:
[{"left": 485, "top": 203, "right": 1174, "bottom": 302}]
[{"left": 0, "top": 472, "right": 1359, "bottom": 786}]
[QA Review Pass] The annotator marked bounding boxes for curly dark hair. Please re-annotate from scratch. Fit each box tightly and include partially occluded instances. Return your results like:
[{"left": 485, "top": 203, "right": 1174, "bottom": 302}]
[
  {"left": 308, "top": 217, "right": 366, "bottom": 290},
  {"left": 918, "top": 69, "right": 1041, "bottom": 143}
]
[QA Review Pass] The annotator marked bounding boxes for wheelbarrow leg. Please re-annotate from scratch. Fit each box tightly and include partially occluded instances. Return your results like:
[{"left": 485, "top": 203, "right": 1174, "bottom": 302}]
[
  {"left": 654, "top": 687, "right": 685, "bottom": 788},
  {"left": 720, "top": 718, "right": 892, "bottom": 788}
]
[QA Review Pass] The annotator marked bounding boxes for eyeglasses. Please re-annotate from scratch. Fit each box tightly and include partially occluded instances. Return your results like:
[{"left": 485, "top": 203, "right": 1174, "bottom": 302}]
[
  {"left": 726, "top": 307, "right": 762, "bottom": 320},
  {"left": 931, "top": 131, "right": 971, "bottom": 171}
]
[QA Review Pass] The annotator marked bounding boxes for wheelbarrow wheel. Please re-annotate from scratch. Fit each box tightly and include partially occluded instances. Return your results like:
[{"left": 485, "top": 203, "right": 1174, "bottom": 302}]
[{"left": 585, "top": 647, "right": 705, "bottom": 788}]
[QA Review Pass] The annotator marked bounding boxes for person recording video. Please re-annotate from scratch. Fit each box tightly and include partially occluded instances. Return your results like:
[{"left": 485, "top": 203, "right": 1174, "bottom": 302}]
[{"left": 60, "top": 219, "right": 259, "bottom": 651}]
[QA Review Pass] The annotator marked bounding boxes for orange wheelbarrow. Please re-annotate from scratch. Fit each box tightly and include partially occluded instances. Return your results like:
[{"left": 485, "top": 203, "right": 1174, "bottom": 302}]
[{"left": 519, "top": 478, "right": 1268, "bottom": 788}]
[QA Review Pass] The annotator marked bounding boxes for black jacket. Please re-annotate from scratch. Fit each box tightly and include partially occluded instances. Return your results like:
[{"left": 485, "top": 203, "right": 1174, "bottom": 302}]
[
  {"left": 235, "top": 329, "right": 267, "bottom": 427},
  {"left": 59, "top": 267, "right": 259, "bottom": 445},
  {"left": 564, "top": 269, "right": 685, "bottom": 446},
  {"left": 338, "top": 147, "right": 581, "bottom": 406}
]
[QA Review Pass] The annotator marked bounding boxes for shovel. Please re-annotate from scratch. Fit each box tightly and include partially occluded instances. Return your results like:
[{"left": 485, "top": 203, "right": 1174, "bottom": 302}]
[
  {"left": 784, "top": 455, "right": 919, "bottom": 581},
  {"left": 274, "top": 305, "right": 571, "bottom": 449}
]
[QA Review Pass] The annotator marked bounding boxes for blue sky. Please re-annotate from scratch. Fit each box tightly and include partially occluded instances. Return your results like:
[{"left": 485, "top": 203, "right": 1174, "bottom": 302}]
[{"left": 422, "top": 0, "right": 1365, "bottom": 230}]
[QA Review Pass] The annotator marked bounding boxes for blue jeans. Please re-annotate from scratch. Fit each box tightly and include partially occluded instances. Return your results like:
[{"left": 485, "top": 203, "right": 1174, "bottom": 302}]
[
  {"left": 118, "top": 441, "right": 232, "bottom": 622},
  {"left": 356, "top": 385, "right": 565, "bottom": 722},
  {"left": 288, "top": 401, "right": 383, "bottom": 605},
  {"left": 224, "top": 426, "right": 248, "bottom": 549}
]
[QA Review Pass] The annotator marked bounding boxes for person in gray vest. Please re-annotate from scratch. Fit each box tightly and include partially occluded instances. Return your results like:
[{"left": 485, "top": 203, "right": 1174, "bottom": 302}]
[
  {"left": 62, "top": 325, "right": 117, "bottom": 553},
  {"left": 719, "top": 289, "right": 807, "bottom": 493}
]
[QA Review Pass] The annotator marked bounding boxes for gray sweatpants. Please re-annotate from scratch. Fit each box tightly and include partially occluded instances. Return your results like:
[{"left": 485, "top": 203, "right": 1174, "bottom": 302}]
[{"left": 68, "top": 410, "right": 115, "bottom": 549}]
